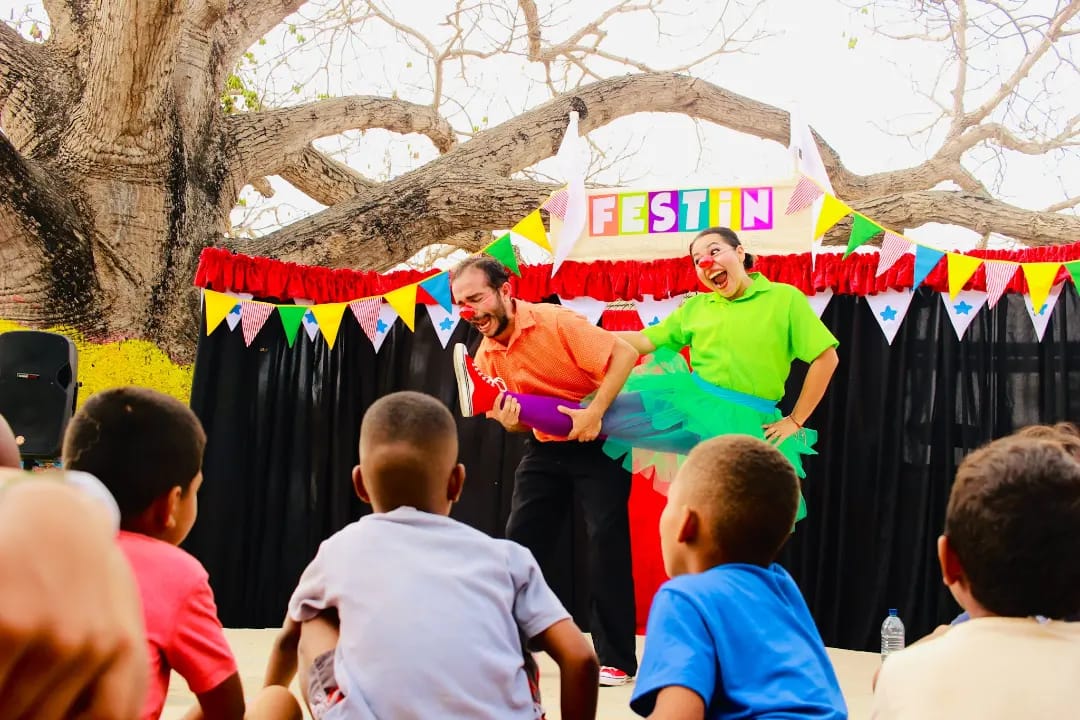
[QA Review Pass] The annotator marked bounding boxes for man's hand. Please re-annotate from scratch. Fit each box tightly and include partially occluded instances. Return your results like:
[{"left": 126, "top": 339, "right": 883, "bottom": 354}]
[
  {"left": 558, "top": 405, "right": 603, "bottom": 442},
  {"left": 486, "top": 393, "right": 523, "bottom": 431},
  {"left": 0, "top": 475, "right": 148, "bottom": 720}
]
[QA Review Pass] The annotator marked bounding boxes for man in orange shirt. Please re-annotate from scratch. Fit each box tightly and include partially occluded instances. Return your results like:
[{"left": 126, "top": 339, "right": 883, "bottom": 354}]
[{"left": 450, "top": 256, "right": 641, "bottom": 686}]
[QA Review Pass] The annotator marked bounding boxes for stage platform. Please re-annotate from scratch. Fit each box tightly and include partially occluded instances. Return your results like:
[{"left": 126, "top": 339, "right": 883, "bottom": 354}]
[{"left": 162, "top": 629, "right": 879, "bottom": 719}]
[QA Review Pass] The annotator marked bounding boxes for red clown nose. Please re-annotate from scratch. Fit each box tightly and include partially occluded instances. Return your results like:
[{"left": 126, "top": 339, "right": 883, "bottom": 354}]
[
  {"left": 696, "top": 256, "right": 716, "bottom": 270},
  {"left": 459, "top": 307, "right": 477, "bottom": 320}
]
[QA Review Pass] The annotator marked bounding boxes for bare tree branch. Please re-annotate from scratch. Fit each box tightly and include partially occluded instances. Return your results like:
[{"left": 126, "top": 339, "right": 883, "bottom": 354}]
[
  {"left": 0, "top": 131, "right": 102, "bottom": 328},
  {"left": 229, "top": 96, "right": 457, "bottom": 183},
  {"left": 0, "top": 21, "right": 46, "bottom": 107},
  {"left": 830, "top": 190, "right": 1080, "bottom": 247},
  {"left": 278, "top": 145, "right": 375, "bottom": 205},
  {"left": 1044, "top": 195, "right": 1080, "bottom": 213},
  {"left": 212, "top": 0, "right": 306, "bottom": 64},
  {"left": 231, "top": 171, "right": 554, "bottom": 267}
]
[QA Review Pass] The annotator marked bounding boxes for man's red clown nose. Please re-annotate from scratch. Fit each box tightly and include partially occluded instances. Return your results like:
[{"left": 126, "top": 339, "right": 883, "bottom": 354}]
[
  {"left": 460, "top": 307, "right": 477, "bottom": 320},
  {"left": 697, "top": 256, "right": 716, "bottom": 269}
]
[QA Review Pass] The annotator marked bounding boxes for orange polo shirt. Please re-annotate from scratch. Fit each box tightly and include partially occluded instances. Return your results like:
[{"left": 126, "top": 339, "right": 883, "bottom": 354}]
[{"left": 475, "top": 301, "right": 616, "bottom": 439}]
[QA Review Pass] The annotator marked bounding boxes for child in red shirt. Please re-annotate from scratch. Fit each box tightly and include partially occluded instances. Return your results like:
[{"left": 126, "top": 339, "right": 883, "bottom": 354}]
[{"left": 63, "top": 387, "right": 300, "bottom": 720}]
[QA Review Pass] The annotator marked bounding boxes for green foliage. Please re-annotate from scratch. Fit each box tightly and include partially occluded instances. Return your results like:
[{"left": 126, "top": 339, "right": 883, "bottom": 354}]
[{"left": 219, "top": 72, "right": 263, "bottom": 115}]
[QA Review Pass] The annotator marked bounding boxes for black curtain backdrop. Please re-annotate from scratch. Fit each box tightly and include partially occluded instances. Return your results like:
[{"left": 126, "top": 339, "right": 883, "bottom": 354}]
[{"left": 186, "top": 287, "right": 1080, "bottom": 651}]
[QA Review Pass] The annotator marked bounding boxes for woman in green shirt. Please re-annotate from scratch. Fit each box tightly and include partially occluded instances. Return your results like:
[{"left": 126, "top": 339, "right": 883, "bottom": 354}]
[{"left": 453, "top": 227, "right": 839, "bottom": 512}]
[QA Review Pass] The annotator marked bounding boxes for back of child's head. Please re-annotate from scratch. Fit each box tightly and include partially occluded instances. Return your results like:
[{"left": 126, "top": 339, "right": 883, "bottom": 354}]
[
  {"left": 681, "top": 435, "right": 799, "bottom": 566},
  {"left": 1015, "top": 422, "right": 1080, "bottom": 459},
  {"left": 358, "top": 391, "right": 458, "bottom": 510},
  {"left": 62, "top": 387, "right": 206, "bottom": 521},
  {"left": 947, "top": 435, "right": 1080, "bottom": 618}
]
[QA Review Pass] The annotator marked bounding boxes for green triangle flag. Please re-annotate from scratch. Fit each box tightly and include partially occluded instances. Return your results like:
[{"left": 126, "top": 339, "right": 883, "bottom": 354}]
[
  {"left": 484, "top": 233, "right": 521, "bottom": 276},
  {"left": 1066, "top": 260, "right": 1080, "bottom": 289},
  {"left": 845, "top": 214, "right": 884, "bottom": 258},
  {"left": 277, "top": 306, "right": 308, "bottom": 347}
]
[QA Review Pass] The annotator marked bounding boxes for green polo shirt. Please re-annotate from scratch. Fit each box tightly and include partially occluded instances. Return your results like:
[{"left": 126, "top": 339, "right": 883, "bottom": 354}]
[{"left": 641, "top": 273, "right": 838, "bottom": 402}]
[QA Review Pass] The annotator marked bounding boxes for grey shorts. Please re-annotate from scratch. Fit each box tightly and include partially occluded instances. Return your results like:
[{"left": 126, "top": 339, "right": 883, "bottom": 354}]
[{"left": 307, "top": 650, "right": 345, "bottom": 719}]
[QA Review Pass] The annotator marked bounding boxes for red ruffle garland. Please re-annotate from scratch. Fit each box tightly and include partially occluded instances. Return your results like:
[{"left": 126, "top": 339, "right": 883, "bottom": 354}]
[{"left": 195, "top": 243, "right": 1080, "bottom": 305}]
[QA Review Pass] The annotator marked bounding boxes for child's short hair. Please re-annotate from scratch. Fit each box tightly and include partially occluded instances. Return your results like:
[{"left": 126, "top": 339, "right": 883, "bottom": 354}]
[
  {"left": 947, "top": 435, "right": 1080, "bottom": 618},
  {"left": 63, "top": 387, "right": 206, "bottom": 520},
  {"left": 683, "top": 435, "right": 799, "bottom": 566},
  {"left": 359, "top": 391, "right": 457, "bottom": 460}
]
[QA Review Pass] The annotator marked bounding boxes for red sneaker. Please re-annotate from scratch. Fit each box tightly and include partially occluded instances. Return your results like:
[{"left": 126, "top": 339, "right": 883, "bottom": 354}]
[
  {"left": 599, "top": 666, "right": 634, "bottom": 686},
  {"left": 453, "top": 343, "right": 507, "bottom": 417}
]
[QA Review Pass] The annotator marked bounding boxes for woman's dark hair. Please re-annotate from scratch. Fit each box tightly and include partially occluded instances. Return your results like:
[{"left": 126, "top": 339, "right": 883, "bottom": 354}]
[{"left": 689, "top": 227, "right": 754, "bottom": 270}]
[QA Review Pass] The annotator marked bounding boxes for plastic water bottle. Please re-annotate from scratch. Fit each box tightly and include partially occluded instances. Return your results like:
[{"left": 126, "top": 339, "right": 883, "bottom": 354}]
[{"left": 880, "top": 609, "right": 905, "bottom": 660}]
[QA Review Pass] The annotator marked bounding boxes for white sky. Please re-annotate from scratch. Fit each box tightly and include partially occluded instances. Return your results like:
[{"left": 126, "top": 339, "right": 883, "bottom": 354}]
[{"left": 5, "top": 0, "right": 1077, "bottom": 265}]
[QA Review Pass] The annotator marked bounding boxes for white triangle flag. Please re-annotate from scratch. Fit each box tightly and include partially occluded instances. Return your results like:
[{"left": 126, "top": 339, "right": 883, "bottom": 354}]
[
  {"left": 225, "top": 303, "right": 243, "bottom": 331},
  {"left": 1023, "top": 281, "right": 1064, "bottom": 342},
  {"left": 371, "top": 303, "right": 400, "bottom": 353},
  {"left": 551, "top": 111, "right": 588, "bottom": 274},
  {"left": 806, "top": 289, "right": 834, "bottom": 318},
  {"left": 865, "top": 288, "right": 916, "bottom": 345},
  {"left": 301, "top": 310, "right": 319, "bottom": 342},
  {"left": 425, "top": 303, "right": 461, "bottom": 349},
  {"left": 635, "top": 294, "right": 686, "bottom": 328},
  {"left": 558, "top": 296, "right": 608, "bottom": 326},
  {"left": 940, "top": 290, "right": 987, "bottom": 341}
]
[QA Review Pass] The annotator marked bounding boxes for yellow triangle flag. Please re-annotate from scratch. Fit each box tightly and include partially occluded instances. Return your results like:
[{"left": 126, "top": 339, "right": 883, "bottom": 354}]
[
  {"left": 203, "top": 290, "right": 237, "bottom": 336},
  {"left": 813, "top": 194, "right": 852, "bottom": 240},
  {"left": 512, "top": 209, "right": 552, "bottom": 252},
  {"left": 1022, "top": 262, "right": 1062, "bottom": 315},
  {"left": 310, "top": 302, "right": 348, "bottom": 350},
  {"left": 946, "top": 253, "right": 983, "bottom": 300},
  {"left": 383, "top": 284, "right": 418, "bottom": 331}
]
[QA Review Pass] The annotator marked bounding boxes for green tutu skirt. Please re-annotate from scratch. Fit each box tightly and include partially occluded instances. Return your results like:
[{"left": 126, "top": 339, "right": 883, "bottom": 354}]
[{"left": 600, "top": 349, "right": 815, "bottom": 522}]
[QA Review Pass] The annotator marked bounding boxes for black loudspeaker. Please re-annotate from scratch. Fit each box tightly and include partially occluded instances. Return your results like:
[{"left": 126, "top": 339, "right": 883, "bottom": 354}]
[{"left": 0, "top": 331, "right": 78, "bottom": 460}]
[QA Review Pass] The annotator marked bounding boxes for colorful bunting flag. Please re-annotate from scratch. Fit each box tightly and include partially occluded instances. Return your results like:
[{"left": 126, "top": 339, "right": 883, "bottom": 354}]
[
  {"left": 383, "top": 283, "right": 418, "bottom": 331},
  {"left": 784, "top": 175, "right": 824, "bottom": 215},
  {"left": 845, "top": 214, "right": 883, "bottom": 257},
  {"left": 985, "top": 261, "right": 1019, "bottom": 309},
  {"left": 542, "top": 189, "right": 569, "bottom": 220},
  {"left": 203, "top": 290, "right": 238, "bottom": 336},
  {"left": 484, "top": 233, "right": 521, "bottom": 276},
  {"left": 876, "top": 232, "right": 910, "bottom": 277},
  {"left": 349, "top": 298, "right": 383, "bottom": 346},
  {"left": 277, "top": 306, "right": 308, "bottom": 348},
  {"left": 1024, "top": 281, "right": 1064, "bottom": 342},
  {"left": 512, "top": 209, "right": 552, "bottom": 253},
  {"left": 1022, "top": 262, "right": 1062, "bottom": 318},
  {"left": 419, "top": 272, "right": 454, "bottom": 311},
  {"left": 425, "top": 303, "right": 461, "bottom": 349},
  {"left": 240, "top": 302, "right": 273, "bottom": 346},
  {"left": 865, "top": 289, "right": 915, "bottom": 345},
  {"left": 946, "top": 253, "right": 983, "bottom": 300},
  {"left": 558, "top": 295, "right": 608, "bottom": 326},
  {"left": 311, "top": 302, "right": 348, "bottom": 350},
  {"left": 812, "top": 193, "right": 852, "bottom": 240},
  {"left": 372, "top": 304, "right": 399, "bottom": 353},
  {"left": 1066, "top": 260, "right": 1080, "bottom": 288},
  {"left": 912, "top": 245, "right": 945, "bottom": 289},
  {"left": 941, "top": 290, "right": 987, "bottom": 341},
  {"left": 634, "top": 294, "right": 687, "bottom": 328},
  {"left": 301, "top": 310, "right": 319, "bottom": 342},
  {"left": 806, "top": 289, "right": 834, "bottom": 318}
]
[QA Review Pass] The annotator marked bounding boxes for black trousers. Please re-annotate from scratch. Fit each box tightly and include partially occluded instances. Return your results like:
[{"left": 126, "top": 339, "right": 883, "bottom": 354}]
[{"left": 506, "top": 437, "right": 638, "bottom": 675}]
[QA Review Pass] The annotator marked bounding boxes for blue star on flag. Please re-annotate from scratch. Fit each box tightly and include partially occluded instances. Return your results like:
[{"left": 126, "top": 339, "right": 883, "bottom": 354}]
[
  {"left": 1037, "top": 303, "right": 1047, "bottom": 316},
  {"left": 648, "top": 316, "right": 661, "bottom": 326},
  {"left": 376, "top": 318, "right": 389, "bottom": 333},
  {"left": 953, "top": 301, "right": 972, "bottom": 315},
  {"left": 880, "top": 305, "right": 898, "bottom": 322},
  {"left": 439, "top": 317, "right": 455, "bottom": 331}
]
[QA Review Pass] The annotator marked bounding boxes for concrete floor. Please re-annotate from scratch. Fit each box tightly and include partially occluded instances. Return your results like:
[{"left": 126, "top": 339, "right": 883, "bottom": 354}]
[{"left": 162, "top": 629, "right": 878, "bottom": 719}]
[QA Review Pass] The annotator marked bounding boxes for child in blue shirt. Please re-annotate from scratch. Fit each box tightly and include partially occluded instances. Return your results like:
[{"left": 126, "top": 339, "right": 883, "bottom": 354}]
[{"left": 631, "top": 435, "right": 847, "bottom": 719}]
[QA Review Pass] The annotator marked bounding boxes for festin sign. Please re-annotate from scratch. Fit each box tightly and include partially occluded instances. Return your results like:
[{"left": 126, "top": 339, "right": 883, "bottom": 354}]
[{"left": 556, "top": 178, "right": 813, "bottom": 262}]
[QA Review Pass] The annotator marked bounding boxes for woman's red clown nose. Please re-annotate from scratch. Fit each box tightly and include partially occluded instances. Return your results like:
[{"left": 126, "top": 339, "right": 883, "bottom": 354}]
[{"left": 697, "top": 256, "right": 716, "bottom": 270}]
